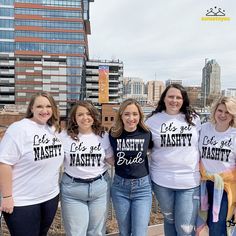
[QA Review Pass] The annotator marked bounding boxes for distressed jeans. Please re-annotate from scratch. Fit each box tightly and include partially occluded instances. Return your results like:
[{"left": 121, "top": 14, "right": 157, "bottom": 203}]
[
  {"left": 152, "top": 182, "right": 200, "bottom": 236},
  {"left": 111, "top": 174, "right": 152, "bottom": 236}
]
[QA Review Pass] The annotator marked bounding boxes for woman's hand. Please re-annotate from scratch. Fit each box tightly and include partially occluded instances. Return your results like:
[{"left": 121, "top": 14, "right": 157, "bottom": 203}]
[
  {"left": 0, "top": 163, "right": 14, "bottom": 214},
  {"left": 0, "top": 196, "right": 14, "bottom": 214}
]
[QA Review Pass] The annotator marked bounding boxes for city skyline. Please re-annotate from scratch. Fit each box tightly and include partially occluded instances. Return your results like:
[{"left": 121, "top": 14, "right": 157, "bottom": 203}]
[{"left": 88, "top": 0, "right": 236, "bottom": 89}]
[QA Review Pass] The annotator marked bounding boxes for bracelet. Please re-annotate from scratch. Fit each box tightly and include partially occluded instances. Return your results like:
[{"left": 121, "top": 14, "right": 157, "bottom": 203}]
[{"left": 3, "top": 195, "right": 12, "bottom": 199}]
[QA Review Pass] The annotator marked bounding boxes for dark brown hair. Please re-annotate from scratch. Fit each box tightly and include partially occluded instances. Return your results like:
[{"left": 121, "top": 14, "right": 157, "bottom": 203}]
[
  {"left": 147, "top": 83, "right": 197, "bottom": 125},
  {"left": 66, "top": 101, "right": 104, "bottom": 140}
]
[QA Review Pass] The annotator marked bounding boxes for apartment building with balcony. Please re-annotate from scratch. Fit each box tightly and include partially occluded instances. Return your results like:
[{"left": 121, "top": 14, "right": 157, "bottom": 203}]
[
  {"left": 0, "top": 0, "right": 93, "bottom": 116},
  {"left": 84, "top": 59, "right": 123, "bottom": 104}
]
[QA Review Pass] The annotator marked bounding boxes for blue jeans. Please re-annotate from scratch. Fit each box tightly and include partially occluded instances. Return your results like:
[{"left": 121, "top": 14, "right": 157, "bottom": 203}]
[
  {"left": 60, "top": 172, "right": 111, "bottom": 236},
  {"left": 152, "top": 182, "right": 200, "bottom": 236},
  {"left": 3, "top": 195, "right": 59, "bottom": 236},
  {"left": 206, "top": 181, "right": 228, "bottom": 236},
  {"left": 111, "top": 174, "right": 152, "bottom": 236}
]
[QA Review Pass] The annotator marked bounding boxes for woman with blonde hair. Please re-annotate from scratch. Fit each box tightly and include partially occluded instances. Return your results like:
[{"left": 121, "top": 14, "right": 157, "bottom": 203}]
[
  {"left": 109, "top": 98, "right": 153, "bottom": 236},
  {"left": 0, "top": 92, "right": 63, "bottom": 236},
  {"left": 197, "top": 96, "right": 236, "bottom": 236}
]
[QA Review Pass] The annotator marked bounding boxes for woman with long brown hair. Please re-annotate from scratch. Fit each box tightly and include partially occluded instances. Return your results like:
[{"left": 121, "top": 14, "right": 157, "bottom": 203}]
[
  {"left": 0, "top": 92, "right": 63, "bottom": 236},
  {"left": 60, "top": 101, "right": 113, "bottom": 236},
  {"left": 109, "top": 98, "right": 153, "bottom": 236},
  {"left": 146, "top": 84, "right": 201, "bottom": 236}
]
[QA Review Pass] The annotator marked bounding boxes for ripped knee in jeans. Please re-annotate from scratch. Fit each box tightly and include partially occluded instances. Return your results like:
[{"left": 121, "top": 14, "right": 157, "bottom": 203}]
[
  {"left": 163, "top": 211, "right": 174, "bottom": 224},
  {"left": 180, "top": 224, "right": 194, "bottom": 234}
]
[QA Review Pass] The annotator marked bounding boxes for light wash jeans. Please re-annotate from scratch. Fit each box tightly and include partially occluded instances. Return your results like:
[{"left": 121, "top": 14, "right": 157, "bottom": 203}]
[
  {"left": 60, "top": 172, "right": 111, "bottom": 236},
  {"left": 111, "top": 174, "right": 152, "bottom": 236},
  {"left": 152, "top": 182, "right": 200, "bottom": 236}
]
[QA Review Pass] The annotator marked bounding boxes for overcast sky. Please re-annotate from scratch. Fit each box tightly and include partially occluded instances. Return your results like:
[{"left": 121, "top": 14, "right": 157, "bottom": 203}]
[{"left": 88, "top": 0, "right": 236, "bottom": 89}]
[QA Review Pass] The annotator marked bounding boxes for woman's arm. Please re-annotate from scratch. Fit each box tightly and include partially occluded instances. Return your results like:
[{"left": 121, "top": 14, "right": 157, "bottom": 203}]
[{"left": 0, "top": 163, "right": 14, "bottom": 214}]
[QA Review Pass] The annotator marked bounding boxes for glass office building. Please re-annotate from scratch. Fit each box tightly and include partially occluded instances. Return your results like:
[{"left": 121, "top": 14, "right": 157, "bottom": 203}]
[{"left": 0, "top": 0, "right": 93, "bottom": 116}]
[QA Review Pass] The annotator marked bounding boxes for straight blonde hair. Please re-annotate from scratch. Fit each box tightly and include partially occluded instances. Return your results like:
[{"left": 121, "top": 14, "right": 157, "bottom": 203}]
[{"left": 210, "top": 96, "right": 236, "bottom": 128}]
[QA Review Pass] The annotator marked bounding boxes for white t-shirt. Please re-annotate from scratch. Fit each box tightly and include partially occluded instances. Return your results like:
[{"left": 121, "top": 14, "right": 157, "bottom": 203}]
[
  {"left": 146, "top": 111, "right": 201, "bottom": 189},
  {"left": 59, "top": 131, "right": 113, "bottom": 179},
  {"left": 199, "top": 122, "right": 236, "bottom": 173},
  {"left": 0, "top": 118, "right": 63, "bottom": 206}
]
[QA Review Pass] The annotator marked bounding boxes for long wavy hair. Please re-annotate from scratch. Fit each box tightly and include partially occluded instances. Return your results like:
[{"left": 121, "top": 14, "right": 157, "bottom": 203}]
[
  {"left": 147, "top": 83, "right": 197, "bottom": 125},
  {"left": 210, "top": 96, "right": 236, "bottom": 128},
  {"left": 25, "top": 92, "right": 60, "bottom": 131},
  {"left": 66, "top": 101, "right": 104, "bottom": 141},
  {"left": 110, "top": 98, "right": 150, "bottom": 138}
]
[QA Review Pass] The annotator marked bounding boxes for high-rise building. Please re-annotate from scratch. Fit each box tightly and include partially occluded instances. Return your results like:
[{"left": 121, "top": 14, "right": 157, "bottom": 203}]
[
  {"left": 201, "top": 59, "right": 221, "bottom": 107},
  {"left": 0, "top": 0, "right": 93, "bottom": 116},
  {"left": 85, "top": 59, "right": 123, "bottom": 104},
  {"left": 222, "top": 88, "right": 236, "bottom": 97},
  {"left": 146, "top": 80, "right": 165, "bottom": 104},
  {"left": 123, "top": 77, "right": 147, "bottom": 104}
]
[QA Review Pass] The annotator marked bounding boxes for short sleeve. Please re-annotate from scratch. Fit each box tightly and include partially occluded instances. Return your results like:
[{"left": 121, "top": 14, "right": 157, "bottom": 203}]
[
  {"left": 232, "top": 129, "right": 236, "bottom": 158},
  {"left": 0, "top": 132, "right": 21, "bottom": 165},
  {"left": 145, "top": 117, "right": 151, "bottom": 128},
  {"left": 102, "top": 132, "right": 114, "bottom": 159},
  {"left": 57, "top": 130, "right": 68, "bottom": 147},
  {"left": 148, "top": 132, "right": 154, "bottom": 149}
]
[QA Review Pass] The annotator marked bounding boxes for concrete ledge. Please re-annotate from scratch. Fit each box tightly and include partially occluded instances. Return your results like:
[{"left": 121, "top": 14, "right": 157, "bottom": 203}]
[{"left": 106, "top": 224, "right": 164, "bottom": 236}]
